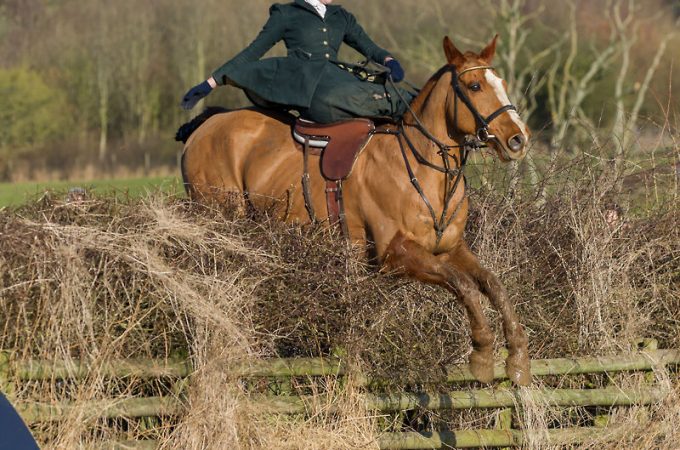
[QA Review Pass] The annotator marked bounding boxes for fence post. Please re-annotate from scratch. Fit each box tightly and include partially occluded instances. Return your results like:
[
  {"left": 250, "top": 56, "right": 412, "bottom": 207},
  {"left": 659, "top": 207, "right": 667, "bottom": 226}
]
[
  {"left": 634, "top": 338, "right": 658, "bottom": 375},
  {"left": 495, "top": 348, "right": 513, "bottom": 450},
  {"left": 595, "top": 338, "right": 659, "bottom": 428},
  {"left": 635, "top": 338, "right": 657, "bottom": 426}
]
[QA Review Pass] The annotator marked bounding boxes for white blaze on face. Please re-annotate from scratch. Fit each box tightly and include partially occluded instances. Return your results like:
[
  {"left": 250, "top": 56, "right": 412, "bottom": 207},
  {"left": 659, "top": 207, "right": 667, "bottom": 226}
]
[{"left": 484, "top": 70, "right": 530, "bottom": 140}]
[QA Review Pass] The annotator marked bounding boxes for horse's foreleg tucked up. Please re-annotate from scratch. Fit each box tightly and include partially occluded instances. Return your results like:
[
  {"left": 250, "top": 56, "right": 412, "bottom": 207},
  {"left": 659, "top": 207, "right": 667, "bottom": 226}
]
[
  {"left": 441, "top": 243, "right": 531, "bottom": 386},
  {"left": 383, "top": 232, "right": 496, "bottom": 383}
]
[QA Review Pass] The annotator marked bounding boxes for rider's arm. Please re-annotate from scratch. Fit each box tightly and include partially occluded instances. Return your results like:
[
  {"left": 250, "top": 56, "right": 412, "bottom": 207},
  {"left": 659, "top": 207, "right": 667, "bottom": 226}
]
[
  {"left": 211, "top": 5, "right": 286, "bottom": 86},
  {"left": 342, "top": 11, "right": 391, "bottom": 65}
]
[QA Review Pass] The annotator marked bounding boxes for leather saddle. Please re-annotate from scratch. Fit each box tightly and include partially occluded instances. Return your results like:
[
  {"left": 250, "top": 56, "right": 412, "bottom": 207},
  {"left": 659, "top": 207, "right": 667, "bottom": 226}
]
[
  {"left": 293, "top": 118, "right": 376, "bottom": 181},
  {"left": 292, "top": 117, "right": 398, "bottom": 234},
  {"left": 292, "top": 117, "right": 381, "bottom": 235}
]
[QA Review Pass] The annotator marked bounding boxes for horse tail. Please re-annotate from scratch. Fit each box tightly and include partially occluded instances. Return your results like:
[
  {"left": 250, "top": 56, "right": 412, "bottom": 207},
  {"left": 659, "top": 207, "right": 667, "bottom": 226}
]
[
  {"left": 175, "top": 106, "right": 230, "bottom": 144},
  {"left": 177, "top": 106, "right": 229, "bottom": 197}
]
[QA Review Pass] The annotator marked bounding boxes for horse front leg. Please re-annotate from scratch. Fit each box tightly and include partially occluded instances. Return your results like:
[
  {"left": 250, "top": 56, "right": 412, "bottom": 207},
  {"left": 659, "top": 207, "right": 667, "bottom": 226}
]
[
  {"left": 440, "top": 243, "right": 531, "bottom": 386},
  {"left": 383, "top": 232, "right": 496, "bottom": 383}
]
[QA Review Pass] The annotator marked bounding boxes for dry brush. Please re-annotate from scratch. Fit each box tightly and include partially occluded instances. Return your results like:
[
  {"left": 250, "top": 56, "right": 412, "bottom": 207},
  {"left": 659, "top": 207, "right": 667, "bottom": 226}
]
[{"left": 0, "top": 148, "right": 678, "bottom": 448}]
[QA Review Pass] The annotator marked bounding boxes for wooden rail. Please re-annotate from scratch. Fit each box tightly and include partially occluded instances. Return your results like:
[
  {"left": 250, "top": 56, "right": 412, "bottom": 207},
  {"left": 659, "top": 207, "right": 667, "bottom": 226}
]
[
  {"left": 248, "top": 386, "right": 669, "bottom": 415},
  {"left": 13, "top": 357, "right": 191, "bottom": 381},
  {"left": 227, "top": 349, "right": 680, "bottom": 382},
  {"left": 82, "top": 426, "right": 630, "bottom": 450},
  {"left": 375, "top": 426, "right": 628, "bottom": 449},
  {"left": 16, "top": 396, "right": 183, "bottom": 425},
  {"left": 11, "top": 385, "right": 670, "bottom": 423},
  {"left": 10, "top": 348, "right": 678, "bottom": 382}
]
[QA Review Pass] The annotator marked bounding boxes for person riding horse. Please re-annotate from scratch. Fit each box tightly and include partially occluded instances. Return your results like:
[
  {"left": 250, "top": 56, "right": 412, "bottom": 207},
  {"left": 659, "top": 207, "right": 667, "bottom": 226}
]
[{"left": 180, "top": 0, "right": 414, "bottom": 123}]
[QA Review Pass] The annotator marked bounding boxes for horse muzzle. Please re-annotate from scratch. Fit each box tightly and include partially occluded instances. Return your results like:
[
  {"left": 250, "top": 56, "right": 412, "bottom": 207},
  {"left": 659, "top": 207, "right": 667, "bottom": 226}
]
[{"left": 478, "top": 128, "right": 528, "bottom": 161}]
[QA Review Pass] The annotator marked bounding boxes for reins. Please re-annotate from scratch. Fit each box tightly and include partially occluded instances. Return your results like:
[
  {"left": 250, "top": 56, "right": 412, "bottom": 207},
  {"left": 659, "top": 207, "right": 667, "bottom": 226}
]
[{"left": 379, "top": 64, "right": 517, "bottom": 246}]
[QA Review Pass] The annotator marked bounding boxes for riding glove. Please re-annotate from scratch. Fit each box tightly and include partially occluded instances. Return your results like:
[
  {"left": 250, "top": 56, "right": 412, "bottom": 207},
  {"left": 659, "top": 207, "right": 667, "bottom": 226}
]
[
  {"left": 385, "top": 59, "right": 405, "bottom": 83},
  {"left": 181, "top": 81, "right": 213, "bottom": 110}
]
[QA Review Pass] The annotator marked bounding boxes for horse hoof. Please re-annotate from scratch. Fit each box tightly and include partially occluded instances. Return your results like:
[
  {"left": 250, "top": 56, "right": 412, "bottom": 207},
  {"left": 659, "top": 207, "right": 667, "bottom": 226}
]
[
  {"left": 505, "top": 352, "right": 531, "bottom": 386},
  {"left": 469, "top": 350, "right": 495, "bottom": 384}
]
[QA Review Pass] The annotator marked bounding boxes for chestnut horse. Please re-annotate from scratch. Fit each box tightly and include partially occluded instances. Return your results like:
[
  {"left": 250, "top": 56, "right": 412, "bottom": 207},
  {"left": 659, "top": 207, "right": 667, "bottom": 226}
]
[{"left": 180, "top": 36, "right": 532, "bottom": 385}]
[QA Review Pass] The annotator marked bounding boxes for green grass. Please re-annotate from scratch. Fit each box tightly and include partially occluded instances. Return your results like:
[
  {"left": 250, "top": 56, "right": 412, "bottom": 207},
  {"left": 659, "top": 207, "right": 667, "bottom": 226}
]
[{"left": 0, "top": 176, "right": 184, "bottom": 208}]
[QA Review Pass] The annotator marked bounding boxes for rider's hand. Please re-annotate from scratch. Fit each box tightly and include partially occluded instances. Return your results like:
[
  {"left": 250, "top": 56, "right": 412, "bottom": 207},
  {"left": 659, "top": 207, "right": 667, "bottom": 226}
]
[
  {"left": 181, "top": 80, "right": 214, "bottom": 110},
  {"left": 384, "top": 58, "right": 405, "bottom": 83}
]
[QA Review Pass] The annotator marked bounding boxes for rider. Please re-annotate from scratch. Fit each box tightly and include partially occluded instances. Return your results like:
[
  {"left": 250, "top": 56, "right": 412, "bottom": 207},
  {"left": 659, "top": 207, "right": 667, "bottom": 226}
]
[{"left": 180, "top": 0, "right": 414, "bottom": 123}]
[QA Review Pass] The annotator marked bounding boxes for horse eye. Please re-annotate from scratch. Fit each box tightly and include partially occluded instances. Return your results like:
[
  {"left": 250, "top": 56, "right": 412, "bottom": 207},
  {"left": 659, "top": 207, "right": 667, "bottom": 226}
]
[{"left": 469, "top": 83, "right": 481, "bottom": 92}]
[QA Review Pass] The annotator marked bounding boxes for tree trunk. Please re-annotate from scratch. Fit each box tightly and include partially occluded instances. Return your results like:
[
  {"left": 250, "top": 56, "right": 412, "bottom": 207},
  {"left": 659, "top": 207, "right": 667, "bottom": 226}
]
[{"left": 97, "top": 62, "right": 109, "bottom": 165}]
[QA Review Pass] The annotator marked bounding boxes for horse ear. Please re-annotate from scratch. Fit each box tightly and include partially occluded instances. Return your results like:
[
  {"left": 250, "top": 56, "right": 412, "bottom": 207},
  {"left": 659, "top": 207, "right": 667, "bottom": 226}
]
[
  {"left": 480, "top": 34, "right": 499, "bottom": 62},
  {"left": 443, "top": 36, "right": 464, "bottom": 65}
]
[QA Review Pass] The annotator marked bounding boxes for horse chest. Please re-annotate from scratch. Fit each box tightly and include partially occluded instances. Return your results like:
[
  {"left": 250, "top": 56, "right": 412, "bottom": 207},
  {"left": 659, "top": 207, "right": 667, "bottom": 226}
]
[
  {"left": 359, "top": 188, "right": 466, "bottom": 256},
  {"left": 400, "top": 182, "right": 468, "bottom": 250},
  {"left": 352, "top": 153, "right": 467, "bottom": 254}
]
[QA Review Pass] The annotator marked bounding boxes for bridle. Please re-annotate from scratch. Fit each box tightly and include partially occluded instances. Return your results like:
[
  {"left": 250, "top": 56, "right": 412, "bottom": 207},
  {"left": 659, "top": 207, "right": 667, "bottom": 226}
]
[
  {"left": 381, "top": 64, "right": 517, "bottom": 246},
  {"left": 451, "top": 65, "right": 517, "bottom": 145}
]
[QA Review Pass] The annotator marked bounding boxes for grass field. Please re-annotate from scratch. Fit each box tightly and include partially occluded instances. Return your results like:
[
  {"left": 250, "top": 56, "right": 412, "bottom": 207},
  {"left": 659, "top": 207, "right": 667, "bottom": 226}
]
[{"left": 0, "top": 176, "right": 184, "bottom": 208}]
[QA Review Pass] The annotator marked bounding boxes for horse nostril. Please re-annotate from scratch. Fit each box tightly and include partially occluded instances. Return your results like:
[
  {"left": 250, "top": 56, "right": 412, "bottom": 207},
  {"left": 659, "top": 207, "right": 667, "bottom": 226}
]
[{"left": 507, "top": 134, "right": 525, "bottom": 152}]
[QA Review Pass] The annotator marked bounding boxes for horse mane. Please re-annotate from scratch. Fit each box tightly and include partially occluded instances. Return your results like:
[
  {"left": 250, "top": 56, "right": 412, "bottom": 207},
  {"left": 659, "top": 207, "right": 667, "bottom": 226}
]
[{"left": 406, "top": 65, "right": 452, "bottom": 117}]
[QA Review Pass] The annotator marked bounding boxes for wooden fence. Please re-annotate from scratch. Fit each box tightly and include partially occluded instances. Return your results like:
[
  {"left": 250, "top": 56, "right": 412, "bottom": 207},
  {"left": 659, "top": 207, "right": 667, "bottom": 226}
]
[{"left": 1, "top": 340, "right": 678, "bottom": 449}]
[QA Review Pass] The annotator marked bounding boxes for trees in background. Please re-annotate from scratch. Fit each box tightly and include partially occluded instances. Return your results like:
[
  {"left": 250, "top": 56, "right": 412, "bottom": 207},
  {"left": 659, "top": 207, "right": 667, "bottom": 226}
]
[
  {"left": 0, "top": 0, "right": 677, "bottom": 182},
  {"left": 439, "top": 0, "right": 678, "bottom": 200},
  {"left": 0, "top": 67, "right": 70, "bottom": 179}
]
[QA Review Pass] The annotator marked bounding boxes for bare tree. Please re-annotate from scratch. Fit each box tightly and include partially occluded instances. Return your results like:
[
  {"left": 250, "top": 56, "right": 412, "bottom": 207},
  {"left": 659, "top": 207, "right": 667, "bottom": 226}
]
[
  {"left": 96, "top": 8, "right": 111, "bottom": 163},
  {"left": 610, "top": 1, "right": 677, "bottom": 182},
  {"left": 482, "top": 0, "right": 561, "bottom": 196}
]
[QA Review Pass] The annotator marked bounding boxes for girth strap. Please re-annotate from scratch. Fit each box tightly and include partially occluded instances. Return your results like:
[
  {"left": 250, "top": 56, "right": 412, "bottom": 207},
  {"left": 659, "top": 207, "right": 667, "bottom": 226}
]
[
  {"left": 300, "top": 138, "right": 350, "bottom": 238},
  {"left": 325, "top": 180, "right": 349, "bottom": 237},
  {"left": 301, "top": 137, "right": 317, "bottom": 222}
]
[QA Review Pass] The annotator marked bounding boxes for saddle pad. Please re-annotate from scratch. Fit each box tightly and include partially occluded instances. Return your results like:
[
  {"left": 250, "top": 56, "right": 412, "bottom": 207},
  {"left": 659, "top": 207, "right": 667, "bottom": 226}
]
[{"left": 293, "top": 129, "right": 328, "bottom": 148}]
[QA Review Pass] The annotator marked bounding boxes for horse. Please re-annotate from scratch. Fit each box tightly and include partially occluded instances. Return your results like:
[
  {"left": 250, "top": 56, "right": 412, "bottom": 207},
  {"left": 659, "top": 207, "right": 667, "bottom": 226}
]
[{"left": 179, "top": 36, "right": 532, "bottom": 386}]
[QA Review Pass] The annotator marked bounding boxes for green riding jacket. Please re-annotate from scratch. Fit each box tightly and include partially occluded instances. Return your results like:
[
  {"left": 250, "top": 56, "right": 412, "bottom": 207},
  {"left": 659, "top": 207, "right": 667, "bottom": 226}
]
[{"left": 211, "top": 0, "right": 392, "bottom": 109}]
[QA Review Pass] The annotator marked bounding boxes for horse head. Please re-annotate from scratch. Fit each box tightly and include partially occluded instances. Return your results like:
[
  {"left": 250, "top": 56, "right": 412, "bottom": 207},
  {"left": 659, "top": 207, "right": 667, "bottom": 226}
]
[{"left": 442, "top": 36, "right": 530, "bottom": 161}]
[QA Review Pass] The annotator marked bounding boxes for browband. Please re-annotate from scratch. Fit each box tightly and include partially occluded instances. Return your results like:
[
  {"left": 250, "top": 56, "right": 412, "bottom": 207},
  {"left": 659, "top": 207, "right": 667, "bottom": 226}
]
[{"left": 457, "top": 65, "right": 495, "bottom": 79}]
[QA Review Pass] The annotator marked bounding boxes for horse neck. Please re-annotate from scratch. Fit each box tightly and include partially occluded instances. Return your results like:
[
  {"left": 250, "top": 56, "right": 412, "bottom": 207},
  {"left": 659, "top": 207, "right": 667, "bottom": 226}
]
[{"left": 402, "top": 68, "right": 460, "bottom": 164}]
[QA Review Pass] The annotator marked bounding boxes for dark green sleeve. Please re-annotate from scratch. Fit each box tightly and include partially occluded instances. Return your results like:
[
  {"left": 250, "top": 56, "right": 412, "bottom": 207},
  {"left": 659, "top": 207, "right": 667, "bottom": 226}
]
[
  {"left": 211, "top": 5, "right": 286, "bottom": 85},
  {"left": 342, "top": 11, "right": 391, "bottom": 64}
]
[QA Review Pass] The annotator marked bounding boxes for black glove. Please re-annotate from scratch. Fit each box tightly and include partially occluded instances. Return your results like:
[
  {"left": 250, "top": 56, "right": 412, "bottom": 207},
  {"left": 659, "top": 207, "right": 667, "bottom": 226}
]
[
  {"left": 181, "top": 80, "right": 213, "bottom": 110},
  {"left": 385, "top": 59, "right": 405, "bottom": 83}
]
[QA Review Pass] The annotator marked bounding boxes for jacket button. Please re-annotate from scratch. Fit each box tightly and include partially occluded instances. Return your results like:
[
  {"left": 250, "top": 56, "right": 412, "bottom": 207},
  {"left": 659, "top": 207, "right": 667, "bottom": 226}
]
[
  {"left": 322, "top": 28, "right": 327, "bottom": 32},
  {"left": 325, "top": 53, "right": 330, "bottom": 58},
  {"left": 323, "top": 41, "right": 328, "bottom": 45}
]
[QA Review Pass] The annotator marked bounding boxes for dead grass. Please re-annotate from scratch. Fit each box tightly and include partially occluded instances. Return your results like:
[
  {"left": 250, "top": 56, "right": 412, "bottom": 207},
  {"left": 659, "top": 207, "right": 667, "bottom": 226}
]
[{"left": 0, "top": 144, "right": 678, "bottom": 449}]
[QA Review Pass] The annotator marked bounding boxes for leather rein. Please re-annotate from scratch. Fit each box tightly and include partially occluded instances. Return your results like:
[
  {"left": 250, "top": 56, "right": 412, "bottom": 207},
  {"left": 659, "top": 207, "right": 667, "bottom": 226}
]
[{"left": 381, "top": 65, "right": 517, "bottom": 246}]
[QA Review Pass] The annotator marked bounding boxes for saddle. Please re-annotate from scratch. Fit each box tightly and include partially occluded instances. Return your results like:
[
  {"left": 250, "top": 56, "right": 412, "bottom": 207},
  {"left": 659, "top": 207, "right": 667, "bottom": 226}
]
[
  {"left": 292, "top": 118, "right": 379, "bottom": 235},
  {"left": 294, "top": 118, "right": 375, "bottom": 180}
]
